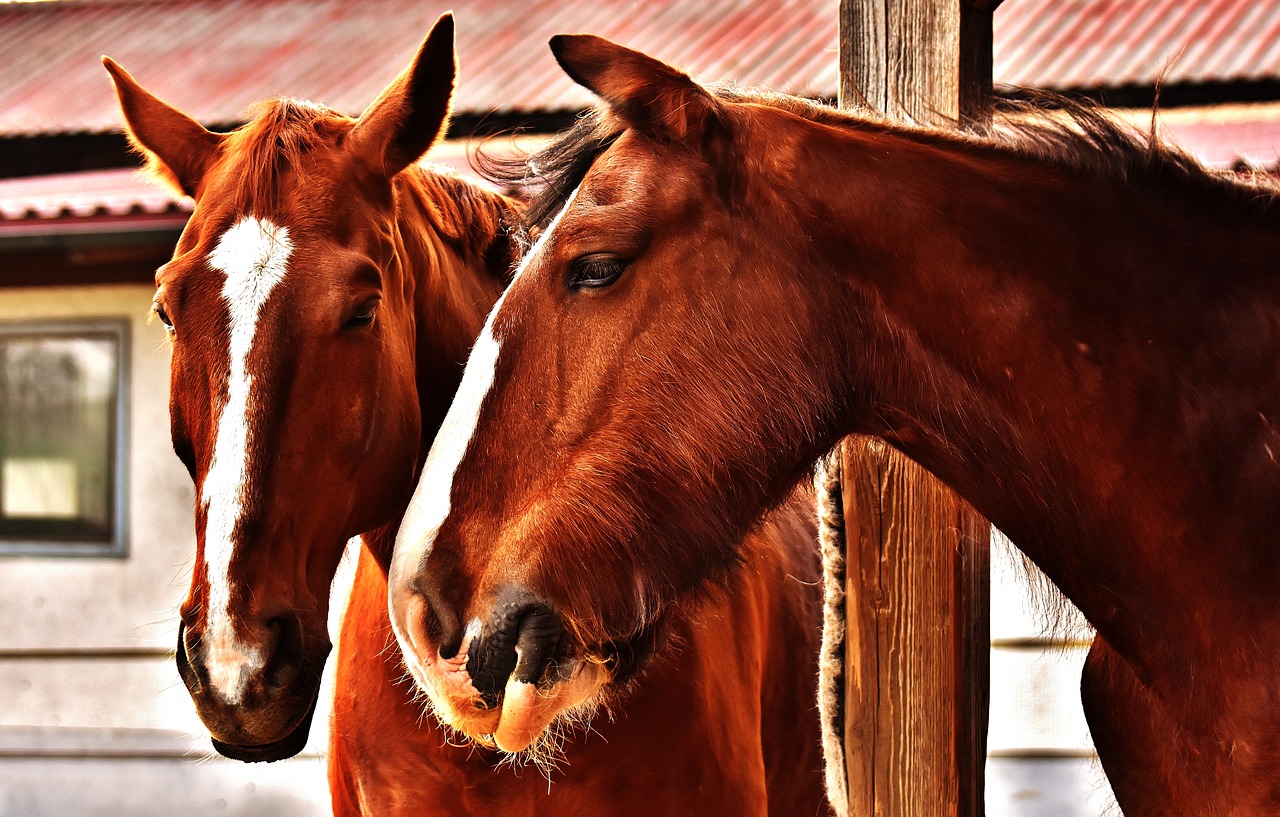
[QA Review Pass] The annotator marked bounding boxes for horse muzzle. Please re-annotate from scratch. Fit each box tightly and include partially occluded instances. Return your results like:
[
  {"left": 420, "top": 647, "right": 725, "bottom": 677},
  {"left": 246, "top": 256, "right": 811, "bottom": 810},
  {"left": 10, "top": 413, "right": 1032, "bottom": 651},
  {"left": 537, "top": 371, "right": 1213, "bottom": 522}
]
[
  {"left": 392, "top": 583, "right": 611, "bottom": 753},
  {"left": 175, "top": 618, "right": 329, "bottom": 762}
]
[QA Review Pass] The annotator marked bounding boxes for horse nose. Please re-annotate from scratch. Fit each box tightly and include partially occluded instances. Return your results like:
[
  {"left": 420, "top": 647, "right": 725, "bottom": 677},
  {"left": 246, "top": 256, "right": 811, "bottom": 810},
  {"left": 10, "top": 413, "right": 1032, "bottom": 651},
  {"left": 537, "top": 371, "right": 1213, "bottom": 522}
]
[
  {"left": 177, "top": 611, "right": 305, "bottom": 704},
  {"left": 467, "top": 587, "right": 567, "bottom": 708}
]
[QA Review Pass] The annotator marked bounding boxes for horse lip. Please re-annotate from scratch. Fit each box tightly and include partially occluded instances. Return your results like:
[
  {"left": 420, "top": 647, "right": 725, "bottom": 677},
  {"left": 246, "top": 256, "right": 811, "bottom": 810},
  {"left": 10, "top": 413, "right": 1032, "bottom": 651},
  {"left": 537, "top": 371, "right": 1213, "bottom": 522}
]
[{"left": 208, "top": 690, "right": 319, "bottom": 763}]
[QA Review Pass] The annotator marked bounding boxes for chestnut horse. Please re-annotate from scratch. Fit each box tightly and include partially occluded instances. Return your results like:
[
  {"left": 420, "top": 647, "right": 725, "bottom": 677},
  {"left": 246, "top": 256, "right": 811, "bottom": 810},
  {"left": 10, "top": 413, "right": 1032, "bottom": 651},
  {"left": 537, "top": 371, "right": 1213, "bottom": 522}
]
[
  {"left": 106, "top": 16, "right": 826, "bottom": 816},
  {"left": 387, "top": 33, "right": 1280, "bottom": 816}
]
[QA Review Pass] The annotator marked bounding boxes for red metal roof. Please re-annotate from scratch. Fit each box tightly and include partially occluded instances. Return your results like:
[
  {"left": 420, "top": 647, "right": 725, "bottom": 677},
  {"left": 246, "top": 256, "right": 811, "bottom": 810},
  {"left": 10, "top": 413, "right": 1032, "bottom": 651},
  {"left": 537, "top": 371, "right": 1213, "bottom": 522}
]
[
  {"left": 0, "top": 0, "right": 838, "bottom": 138},
  {"left": 994, "top": 0, "right": 1280, "bottom": 90},
  {"left": 0, "top": 167, "right": 187, "bottom": 222},
  {"left": 0, "top": 134, "right": 510, "bottom": 233},
  {"left": 2, "top": 0, "right": 1280, "bottom": 139}
]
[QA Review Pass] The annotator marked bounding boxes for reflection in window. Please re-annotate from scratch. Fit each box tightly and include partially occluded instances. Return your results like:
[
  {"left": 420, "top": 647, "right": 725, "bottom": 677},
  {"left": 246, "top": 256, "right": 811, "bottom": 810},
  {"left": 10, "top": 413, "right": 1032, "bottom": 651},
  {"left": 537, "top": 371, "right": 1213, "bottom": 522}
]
[{"left": 0, "top": 323, "right": 127, "bottom": 555}]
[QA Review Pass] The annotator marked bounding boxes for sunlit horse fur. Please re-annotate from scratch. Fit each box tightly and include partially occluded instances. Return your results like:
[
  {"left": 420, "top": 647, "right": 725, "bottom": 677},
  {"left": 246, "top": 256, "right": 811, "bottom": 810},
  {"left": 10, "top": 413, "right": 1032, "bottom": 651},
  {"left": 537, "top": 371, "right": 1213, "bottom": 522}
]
[
  {"left": 388, "top": 33, "right": 1280, "bottom": 815},
  {"left": 106, "top": 16, "right": 826, "bottom": 816}
]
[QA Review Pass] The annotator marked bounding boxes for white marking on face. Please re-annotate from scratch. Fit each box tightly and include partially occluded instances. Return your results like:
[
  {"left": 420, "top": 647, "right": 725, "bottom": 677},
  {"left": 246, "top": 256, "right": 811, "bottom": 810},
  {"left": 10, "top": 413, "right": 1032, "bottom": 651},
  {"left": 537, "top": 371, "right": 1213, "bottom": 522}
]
[
  {"left": 201, "top": 216, "right": 292, "bottom": 704},
  {"left": 389, "top": 187, "right": 581, "bottom": 669}
]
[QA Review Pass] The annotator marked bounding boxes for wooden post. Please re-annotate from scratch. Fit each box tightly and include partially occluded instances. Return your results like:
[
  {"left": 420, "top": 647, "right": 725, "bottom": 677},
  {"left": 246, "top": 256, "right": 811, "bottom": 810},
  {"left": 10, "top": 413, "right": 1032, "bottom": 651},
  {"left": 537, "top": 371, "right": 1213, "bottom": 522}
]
[{"left": 834, "top": 2, "right": 998, "bottom": 815}]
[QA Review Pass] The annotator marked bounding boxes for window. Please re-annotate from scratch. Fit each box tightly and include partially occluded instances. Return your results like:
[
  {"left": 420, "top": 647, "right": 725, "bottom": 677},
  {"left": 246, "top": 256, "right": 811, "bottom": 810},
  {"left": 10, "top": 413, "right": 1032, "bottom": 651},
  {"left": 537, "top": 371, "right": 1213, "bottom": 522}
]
[{"left": 0, "top": 321, "right": 128, "bottom": 556}]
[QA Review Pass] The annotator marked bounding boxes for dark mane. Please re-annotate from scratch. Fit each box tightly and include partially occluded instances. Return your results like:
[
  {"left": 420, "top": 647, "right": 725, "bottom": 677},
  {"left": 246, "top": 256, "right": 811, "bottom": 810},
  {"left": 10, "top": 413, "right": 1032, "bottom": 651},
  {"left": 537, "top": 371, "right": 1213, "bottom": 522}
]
[
  {"left": 479, "top": 86, "right": 1280, "bottom": 238},
  {"left": 225, "top": 97, "right": 354, "bottom": 212},
  {"left": 475, "top": 116, "right": 620, "bottom": 247}
]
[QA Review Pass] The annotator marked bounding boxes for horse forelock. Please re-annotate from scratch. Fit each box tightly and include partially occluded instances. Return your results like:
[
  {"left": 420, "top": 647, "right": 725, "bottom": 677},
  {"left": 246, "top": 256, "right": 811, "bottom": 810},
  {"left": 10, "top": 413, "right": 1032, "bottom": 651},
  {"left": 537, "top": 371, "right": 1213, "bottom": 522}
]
[
  {"left": 217, "top": 100, "right": 520, "bottom": 288},
  {"left": 214, "top": 98, "right": 355, "bottom": 214},
  {"left": 476, "top": 113, "right": 622, "bottom": 242}
]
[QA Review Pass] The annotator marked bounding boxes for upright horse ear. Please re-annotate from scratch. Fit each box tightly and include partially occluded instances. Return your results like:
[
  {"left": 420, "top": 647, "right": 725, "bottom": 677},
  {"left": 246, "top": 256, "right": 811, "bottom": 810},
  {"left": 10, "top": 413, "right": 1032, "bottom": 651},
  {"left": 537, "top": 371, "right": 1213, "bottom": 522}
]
[
  {"left": 102, "top": 57, "right": 222, "bottom": 199},
  {"left": 549, "top": 34, "right": 724, "bottom": 144},
  {"left": 349, "top": 12, "right": 456, "bottom": 177}
]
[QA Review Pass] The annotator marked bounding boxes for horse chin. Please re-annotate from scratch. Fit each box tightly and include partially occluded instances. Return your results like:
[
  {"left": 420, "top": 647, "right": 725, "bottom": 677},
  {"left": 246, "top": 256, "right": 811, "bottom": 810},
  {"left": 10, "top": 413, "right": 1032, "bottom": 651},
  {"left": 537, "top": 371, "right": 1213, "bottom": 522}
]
[
  {"left": 488, "top": 659, "right": 610, "bottom": 754},
  {"left": 208, "top": 690, "right": 320, "bottom": 763},
  {"left": 408, "top": 649, "right": 610, "bottom": 757}
]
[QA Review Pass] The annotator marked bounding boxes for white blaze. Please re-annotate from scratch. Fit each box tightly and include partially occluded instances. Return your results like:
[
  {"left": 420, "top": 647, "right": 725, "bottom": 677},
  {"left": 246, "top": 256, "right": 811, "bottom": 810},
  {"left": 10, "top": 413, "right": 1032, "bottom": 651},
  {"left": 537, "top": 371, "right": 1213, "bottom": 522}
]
[
  {"left": 389, "top": 188, "right": 580, "bottom": 663},
  {"left": 201, "top": 216, "right": 292, "bottom": 704}
]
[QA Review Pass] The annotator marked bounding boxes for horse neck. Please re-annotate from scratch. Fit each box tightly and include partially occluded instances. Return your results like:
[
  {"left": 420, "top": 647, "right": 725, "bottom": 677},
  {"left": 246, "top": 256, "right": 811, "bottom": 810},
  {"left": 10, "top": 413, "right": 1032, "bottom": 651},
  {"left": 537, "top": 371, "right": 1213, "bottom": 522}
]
[
  {"left": 782, "top": 119, "right": 1280, "bottom": 664},
  {"left": 362, "top": 169, "right": 514, "bottom": 571}
]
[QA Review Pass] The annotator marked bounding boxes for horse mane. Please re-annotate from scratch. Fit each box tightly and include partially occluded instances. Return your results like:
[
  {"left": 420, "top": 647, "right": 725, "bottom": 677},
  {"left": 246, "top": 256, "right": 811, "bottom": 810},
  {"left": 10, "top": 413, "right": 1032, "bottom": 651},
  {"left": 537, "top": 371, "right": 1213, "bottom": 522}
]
[{"left": 479, "top": 86, "right": 1280, "bottom": 237}]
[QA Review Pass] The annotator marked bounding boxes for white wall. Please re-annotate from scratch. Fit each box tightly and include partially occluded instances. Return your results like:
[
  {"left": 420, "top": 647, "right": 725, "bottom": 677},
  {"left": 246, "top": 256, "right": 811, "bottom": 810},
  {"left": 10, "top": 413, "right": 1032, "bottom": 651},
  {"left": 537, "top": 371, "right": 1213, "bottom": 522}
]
[{"left": 986, "top": 532, "right": 1119, "bottom": 817}]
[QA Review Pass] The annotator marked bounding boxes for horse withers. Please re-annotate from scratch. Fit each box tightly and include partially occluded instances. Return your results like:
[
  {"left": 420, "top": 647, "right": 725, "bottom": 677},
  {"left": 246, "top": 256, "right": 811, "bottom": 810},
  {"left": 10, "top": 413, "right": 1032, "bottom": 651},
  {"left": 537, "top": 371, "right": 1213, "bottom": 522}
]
[
  {"left": 106, "top": 16, "right": 826, "bottom": 816},
  {"left": 388, "top": 33, "right": 1280, "bottom": 815}
]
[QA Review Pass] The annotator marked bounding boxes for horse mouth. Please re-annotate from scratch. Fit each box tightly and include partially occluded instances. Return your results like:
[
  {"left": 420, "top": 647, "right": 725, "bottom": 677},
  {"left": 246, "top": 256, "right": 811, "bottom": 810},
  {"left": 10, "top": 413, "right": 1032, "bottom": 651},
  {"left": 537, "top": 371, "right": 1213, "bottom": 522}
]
[
  {"left": 403, "top": 642, "right": 612, "bottom": 756},
  {"left": 419, "top": 626, "right": 670, "bottom": 755},
  {"left": 208, "top": 691, "right": 319, "bottom": 763},
  {"left": 176, "top": 621, "right": 323, "bottom": 763}
]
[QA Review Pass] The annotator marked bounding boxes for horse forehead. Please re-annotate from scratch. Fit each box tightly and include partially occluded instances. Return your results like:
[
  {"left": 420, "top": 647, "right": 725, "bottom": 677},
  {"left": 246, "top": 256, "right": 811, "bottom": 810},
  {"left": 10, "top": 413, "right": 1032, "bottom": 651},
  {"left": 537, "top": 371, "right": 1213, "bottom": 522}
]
[
  {"left": 208, "top": 216, "right": 293, "bottom": 294},
  {"left": 586, "top": 137, "right": 662, "bottom": 200},
  {"left": 199, "top": 216, "right": 295, "bottom": 358}
]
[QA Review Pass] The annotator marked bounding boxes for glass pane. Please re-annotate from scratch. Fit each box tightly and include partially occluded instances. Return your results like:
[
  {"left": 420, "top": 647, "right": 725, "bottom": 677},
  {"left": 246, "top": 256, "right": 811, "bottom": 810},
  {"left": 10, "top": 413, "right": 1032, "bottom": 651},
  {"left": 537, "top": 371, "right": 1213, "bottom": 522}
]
[{"left": 0, "top": 332, "right": 119, "bottom": 542}]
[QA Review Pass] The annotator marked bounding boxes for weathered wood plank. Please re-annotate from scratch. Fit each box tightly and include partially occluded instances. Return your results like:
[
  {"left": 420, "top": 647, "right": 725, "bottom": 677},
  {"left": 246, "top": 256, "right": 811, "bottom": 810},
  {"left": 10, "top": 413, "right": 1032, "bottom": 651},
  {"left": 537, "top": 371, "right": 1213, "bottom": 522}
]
[
  {"left": 841, "top": 438, "right": 989, "bottom": 816},
  {"left": 841, "top": 0, "right": 1000, "bottom": 126}
]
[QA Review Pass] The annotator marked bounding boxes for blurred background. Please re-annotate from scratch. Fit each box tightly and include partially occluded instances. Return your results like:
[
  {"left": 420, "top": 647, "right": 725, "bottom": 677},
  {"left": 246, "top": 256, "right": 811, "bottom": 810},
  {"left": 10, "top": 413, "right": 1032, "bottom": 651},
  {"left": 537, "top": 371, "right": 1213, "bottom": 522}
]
[{"left": 0, "top": 0, "right": 1276, "bottom": 814}]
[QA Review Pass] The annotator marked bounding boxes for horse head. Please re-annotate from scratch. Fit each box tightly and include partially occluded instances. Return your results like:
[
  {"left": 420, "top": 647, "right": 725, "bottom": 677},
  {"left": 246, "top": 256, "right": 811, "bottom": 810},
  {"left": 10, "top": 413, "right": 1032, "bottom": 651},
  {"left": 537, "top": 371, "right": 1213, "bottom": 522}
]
[
  {"left": 387, "top": 35, "right": 842, "bottom": 754},
  {"left": 104, "top": 14, "right": 504, "bottom": 762}
]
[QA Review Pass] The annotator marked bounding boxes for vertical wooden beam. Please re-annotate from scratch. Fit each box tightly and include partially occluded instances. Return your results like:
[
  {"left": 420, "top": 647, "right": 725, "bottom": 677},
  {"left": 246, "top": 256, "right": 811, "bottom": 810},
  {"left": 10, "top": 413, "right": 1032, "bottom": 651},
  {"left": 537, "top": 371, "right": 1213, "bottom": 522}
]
[
  {"left": 840, "top": 0, "right": 999, "bottom": 126},
  {"left": 840, "top": 439, "right": 990, "bottom": 816},
  {"left": 834, "top": 2, "right": 999, "bottom": 815}
]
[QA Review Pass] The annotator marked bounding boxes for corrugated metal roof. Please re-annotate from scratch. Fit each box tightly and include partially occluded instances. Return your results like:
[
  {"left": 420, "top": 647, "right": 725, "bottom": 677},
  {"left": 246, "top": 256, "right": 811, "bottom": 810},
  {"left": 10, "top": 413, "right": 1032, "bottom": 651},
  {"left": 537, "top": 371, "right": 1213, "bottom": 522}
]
[
  {"left": 4, "top": 0, "right": 1280, "bottom": 232},
  {"left": 3, "top": 0, "right": 1280, "bottom": 139},
  {"left": 0, "top": 167, "right": 189, "bottom": 222},
  {"left": 0, "top": 0, "right": 838, "bottom": 137},
  {"left": 994, "top": 0, "right": 1280, "bottom": 90},
  {"left": 0, "top": 134, "right": 519, "bottom": 232}
]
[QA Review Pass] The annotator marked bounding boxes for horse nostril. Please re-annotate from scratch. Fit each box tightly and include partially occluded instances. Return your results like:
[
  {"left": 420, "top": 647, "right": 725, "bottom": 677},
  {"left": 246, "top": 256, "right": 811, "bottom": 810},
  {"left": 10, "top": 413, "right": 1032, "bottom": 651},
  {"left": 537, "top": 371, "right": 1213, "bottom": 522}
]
[
  {"left": 467, "top": 588, "right": 566, "bottom": 708},
  {"left": 175, "top": 620, "right": 206, "bottom": 694},
  {"left": 263, "top": 615, "right": 303, "bottom": 691},
  {"left": 407, "top": 576, "right": 462, "bottom": 660}
]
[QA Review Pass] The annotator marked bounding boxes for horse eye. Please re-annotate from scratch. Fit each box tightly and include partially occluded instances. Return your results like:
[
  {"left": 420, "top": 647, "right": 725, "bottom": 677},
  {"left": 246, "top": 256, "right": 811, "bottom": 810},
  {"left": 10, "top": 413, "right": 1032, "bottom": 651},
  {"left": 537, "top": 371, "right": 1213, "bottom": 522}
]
[
  {"left": 566, "top": 254, "right": 626, "bottom": 290},
  {"left": 344, "top": 297, "right": 380, "bottom": 330},
  {"left": 154, "top": 303, "right": 174, "bottom": 334}
]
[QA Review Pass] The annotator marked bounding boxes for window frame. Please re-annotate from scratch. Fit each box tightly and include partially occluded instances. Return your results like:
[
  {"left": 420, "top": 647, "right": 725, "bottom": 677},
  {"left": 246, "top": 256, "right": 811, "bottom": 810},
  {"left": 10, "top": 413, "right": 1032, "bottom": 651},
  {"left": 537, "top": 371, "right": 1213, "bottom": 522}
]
[{"left": 0, "top": 318, "right": 130, "bottom": 558}]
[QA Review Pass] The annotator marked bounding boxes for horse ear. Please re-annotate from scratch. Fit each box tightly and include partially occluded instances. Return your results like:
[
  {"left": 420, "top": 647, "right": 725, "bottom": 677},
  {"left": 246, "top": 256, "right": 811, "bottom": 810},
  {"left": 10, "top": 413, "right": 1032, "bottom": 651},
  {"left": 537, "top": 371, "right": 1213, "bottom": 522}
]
[
  {"left": 102, "top": 56, "right": 222, "bottom": 199},
  {"left": 549, "top": 34, "right": 724, "bottom": 144},
  {"left": 349, "top": 12, "right": 456, "bottom": 177}
]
